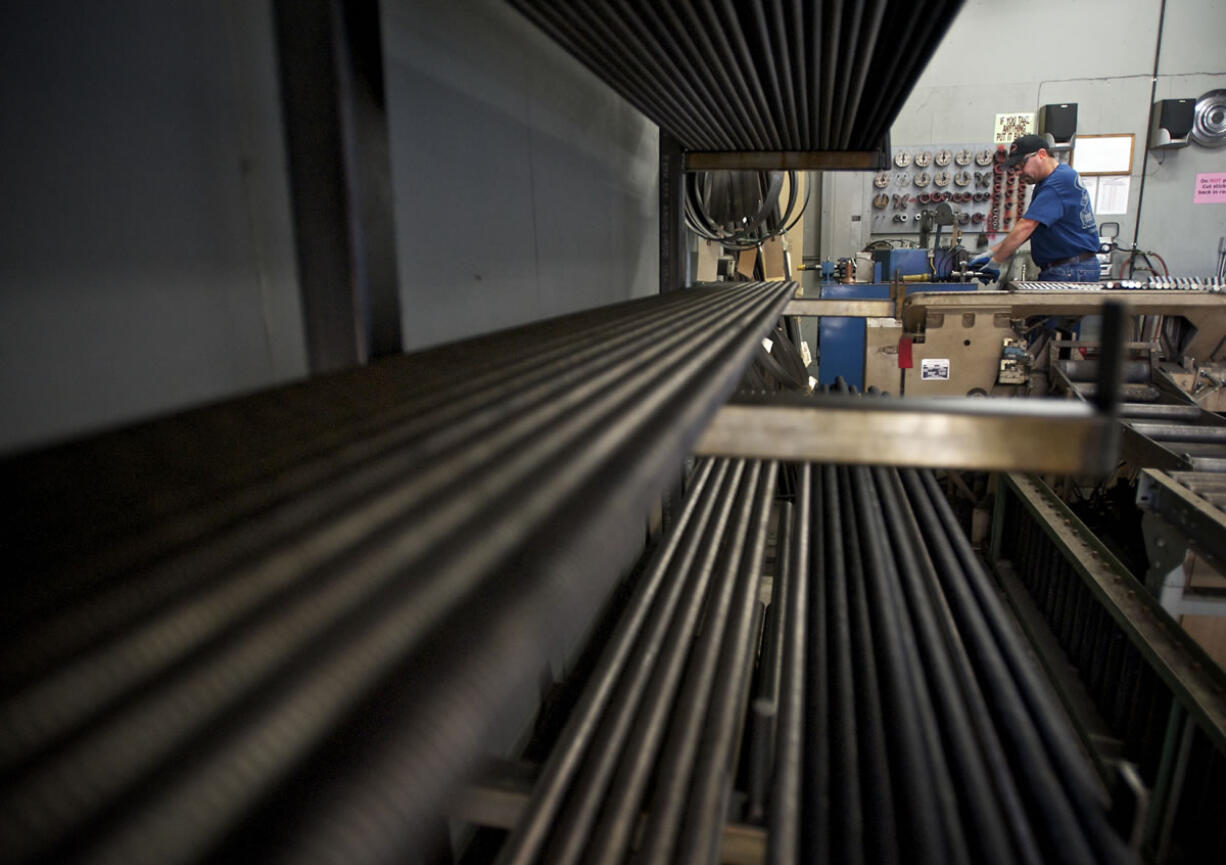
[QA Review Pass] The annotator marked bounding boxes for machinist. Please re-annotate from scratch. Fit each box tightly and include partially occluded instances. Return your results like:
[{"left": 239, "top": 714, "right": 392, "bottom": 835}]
[{"left": 970, "top": 133, "right": 1101, "bottom": 284}]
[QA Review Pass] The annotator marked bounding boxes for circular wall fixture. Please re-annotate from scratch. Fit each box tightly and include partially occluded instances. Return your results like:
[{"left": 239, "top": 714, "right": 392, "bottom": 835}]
[{"left": 1193, "top": 89, "right": 1226, "bottom": 148}]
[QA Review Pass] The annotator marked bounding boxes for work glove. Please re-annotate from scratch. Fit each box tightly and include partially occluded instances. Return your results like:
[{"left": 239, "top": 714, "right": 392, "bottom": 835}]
[{"left": 969, "top": 253, "right": 1000, "bottom": 284}]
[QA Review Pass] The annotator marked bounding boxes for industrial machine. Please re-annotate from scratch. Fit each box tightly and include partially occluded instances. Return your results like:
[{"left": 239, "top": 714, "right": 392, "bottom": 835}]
[
  {"left": 813, "top": 221, "right": 986, "bottom": 390},
  {"left": 838, "top": 278, "right": 1226, "bottom": 402},
  {"left": 817, "top": 277, "right": 978, "bottom": 390},
  {"left": 885, "top": 280, "right": 1226, "bottom": 865}
]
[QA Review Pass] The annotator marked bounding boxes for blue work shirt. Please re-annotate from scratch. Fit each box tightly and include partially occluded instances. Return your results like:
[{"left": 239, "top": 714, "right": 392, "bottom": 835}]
[{"left": 1023, "top": 163, "right": 1100, "bottom": 267}]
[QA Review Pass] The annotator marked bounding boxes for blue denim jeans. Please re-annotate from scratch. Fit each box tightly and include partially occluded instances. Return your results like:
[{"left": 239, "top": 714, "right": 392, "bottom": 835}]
[
  {"left": 1039, "top": 257, "right": 1100, "bottom": 338},
  {"left": 1038, "top": 258, "right": 1101, "bottom": 282}
]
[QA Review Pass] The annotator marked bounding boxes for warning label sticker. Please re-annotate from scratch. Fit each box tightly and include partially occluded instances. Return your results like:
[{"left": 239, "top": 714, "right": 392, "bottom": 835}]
[
  {"left": 1194, "top": 172, "right": 1226, "bottom": 204},
  {"left": 994, "top": 113, "right": 1036, "bottom": 144},
  {"left": 921, "top": 358, "right": 950, "bottom": 381}
]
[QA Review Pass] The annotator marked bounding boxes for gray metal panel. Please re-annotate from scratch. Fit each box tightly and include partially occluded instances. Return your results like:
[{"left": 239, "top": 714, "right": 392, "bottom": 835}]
[
  {"left": 0, "top": 1, "right": 307, "bottom": 454},
  {"left": 385, "top": 52, "right": 541, "bottom": 348},
  {"left": 380, "top": 0, "right": 658, "bottom": 352},
  {"left": 530, "top": 113, "right": 659, "bottom": 310}
]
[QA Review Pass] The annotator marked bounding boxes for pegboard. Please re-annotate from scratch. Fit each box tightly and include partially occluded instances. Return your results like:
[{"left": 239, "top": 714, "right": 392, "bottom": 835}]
[{"left": 868, "top": 143, "right": 1031, "bottom": 236}]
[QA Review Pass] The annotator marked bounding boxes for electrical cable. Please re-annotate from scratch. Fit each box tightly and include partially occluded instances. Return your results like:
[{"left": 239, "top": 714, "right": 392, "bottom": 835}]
[
  {"left": 684, "top": 170, "right": 810, "bottom": 250},
  {"left": 1129, "top": 0, "right": 1167, "bottom": 276}
]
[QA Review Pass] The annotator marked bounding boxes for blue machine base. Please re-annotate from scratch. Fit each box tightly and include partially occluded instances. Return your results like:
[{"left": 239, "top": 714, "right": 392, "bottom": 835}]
[{"left": 817, "top": 282, "right": 979, "bottom": 390}]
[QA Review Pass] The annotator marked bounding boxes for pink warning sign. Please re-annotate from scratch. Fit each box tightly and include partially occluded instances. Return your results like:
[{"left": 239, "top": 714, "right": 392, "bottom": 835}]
[{"left": 1194, "top": 172, "right": 1226, "bottom": 203}]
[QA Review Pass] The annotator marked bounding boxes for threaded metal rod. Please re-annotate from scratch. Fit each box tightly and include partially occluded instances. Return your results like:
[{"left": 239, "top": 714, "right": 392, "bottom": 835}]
[
  {"left": 766, "top": 465, "right": 808, "bottom": 865},
  {"left": 492, "top": 458, "right": 723, "bottom": 865},
  {"left": 0, "top": 281, "right": 794, "bottom": 865},
  {"left": 506, "top": 0, "right": 964, "bottom": 152}
]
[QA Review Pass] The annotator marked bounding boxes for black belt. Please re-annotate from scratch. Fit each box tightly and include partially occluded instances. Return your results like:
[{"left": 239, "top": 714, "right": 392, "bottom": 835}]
[{"left": 1040, "top": 250, "right": 1097, "bottom": 269}]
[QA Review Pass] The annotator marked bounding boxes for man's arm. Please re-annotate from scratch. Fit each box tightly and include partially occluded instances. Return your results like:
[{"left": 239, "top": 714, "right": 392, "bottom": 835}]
[{"left": 986, "top": 217, "right": 1039, "bottom": 264}]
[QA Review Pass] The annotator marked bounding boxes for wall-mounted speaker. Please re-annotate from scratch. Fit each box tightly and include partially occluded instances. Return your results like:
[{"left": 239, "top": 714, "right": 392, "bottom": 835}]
[
  {"left": 1150, "top": 98, "right": 1196, "bottom": 149},
  {"left": 1039, "top": 103, "right": 1077, "bottom": 150}
]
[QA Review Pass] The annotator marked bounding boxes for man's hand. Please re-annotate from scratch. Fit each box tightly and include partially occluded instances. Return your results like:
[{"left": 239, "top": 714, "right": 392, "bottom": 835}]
[{"left": 969, "top": 253, "right": 1000, "bottom": 284}]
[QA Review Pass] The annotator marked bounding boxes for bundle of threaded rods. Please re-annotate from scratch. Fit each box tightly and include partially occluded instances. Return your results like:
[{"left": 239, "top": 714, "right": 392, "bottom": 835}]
[{"left": 491, "top": 457, "right": 1131, "bottom": 863}]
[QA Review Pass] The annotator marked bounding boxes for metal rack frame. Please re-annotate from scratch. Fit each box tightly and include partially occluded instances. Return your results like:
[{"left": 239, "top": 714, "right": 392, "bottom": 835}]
[{"left": 990, "top": 472, "right": 1226, "bottom": 862}]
